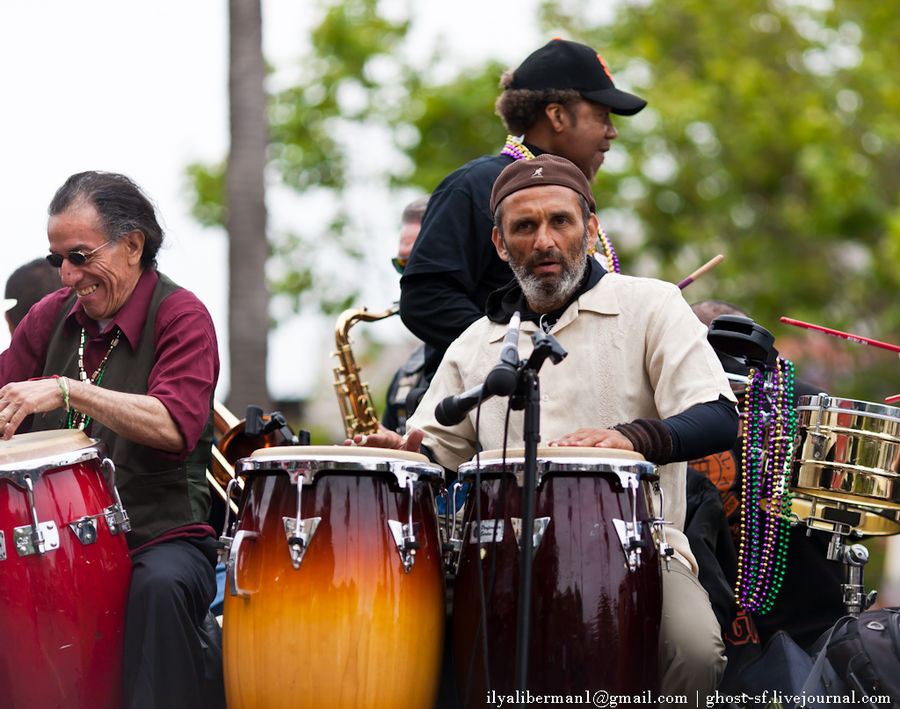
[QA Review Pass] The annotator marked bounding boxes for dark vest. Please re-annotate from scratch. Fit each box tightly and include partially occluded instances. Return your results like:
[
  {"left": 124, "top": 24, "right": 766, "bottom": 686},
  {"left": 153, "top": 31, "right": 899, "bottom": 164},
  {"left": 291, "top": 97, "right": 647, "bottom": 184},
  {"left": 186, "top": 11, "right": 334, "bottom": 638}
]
[{"left": 35, "top": 272, "right": 214, "bottom": 549}]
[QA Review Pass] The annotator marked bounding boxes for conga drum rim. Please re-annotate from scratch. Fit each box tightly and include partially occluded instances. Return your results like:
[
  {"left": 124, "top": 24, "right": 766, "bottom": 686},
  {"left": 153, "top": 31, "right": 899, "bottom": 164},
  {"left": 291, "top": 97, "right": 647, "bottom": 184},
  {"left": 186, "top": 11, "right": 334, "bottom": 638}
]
[
  {"left": 476, "top": 446, "right": 647, "bottom": 461},
  {"left": 458, "top": 446, "right": 656, "bottom": 487},
  {"left": 0, "top": 429, "right": 101, "bottom": 485},
  {"left": 235, "top": 444, "right": 444, "bottom": 484}
]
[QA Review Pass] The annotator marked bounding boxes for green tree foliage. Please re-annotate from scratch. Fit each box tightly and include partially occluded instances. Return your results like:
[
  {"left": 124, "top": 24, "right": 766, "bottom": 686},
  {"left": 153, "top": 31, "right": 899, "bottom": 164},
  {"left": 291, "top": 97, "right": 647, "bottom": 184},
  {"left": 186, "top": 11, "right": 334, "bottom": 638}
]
[
  {"left": 538, "top": 0, "right": 900, "bottom": 399},
  {"left": 188, "top": 0, "right": 900, "bottom": 399}
]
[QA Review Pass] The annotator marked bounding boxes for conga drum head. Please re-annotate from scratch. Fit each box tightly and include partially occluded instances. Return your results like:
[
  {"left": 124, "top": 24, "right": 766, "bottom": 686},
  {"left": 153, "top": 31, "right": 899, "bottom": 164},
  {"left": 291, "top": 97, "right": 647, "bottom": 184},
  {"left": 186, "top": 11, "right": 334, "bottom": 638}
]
[
  {"left": 247, "top": 443, "right": 432, "bottom": 462},
  {"left": 472, "top": 445, "right": 647, "bottom": 461},
  {"left": 0, "top": 429, "right": 94, "bottom": 467},
  {"left": 793, "top": 395, "right": 900, "bottom": 510}
]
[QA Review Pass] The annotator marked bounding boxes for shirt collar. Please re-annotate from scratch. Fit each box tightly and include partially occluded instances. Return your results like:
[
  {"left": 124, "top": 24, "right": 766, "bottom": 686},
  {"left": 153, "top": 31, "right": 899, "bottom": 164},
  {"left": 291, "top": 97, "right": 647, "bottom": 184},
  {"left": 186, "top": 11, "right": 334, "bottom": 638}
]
[{"left": 65, "top": 269, "right": 158, "bottom": 348}]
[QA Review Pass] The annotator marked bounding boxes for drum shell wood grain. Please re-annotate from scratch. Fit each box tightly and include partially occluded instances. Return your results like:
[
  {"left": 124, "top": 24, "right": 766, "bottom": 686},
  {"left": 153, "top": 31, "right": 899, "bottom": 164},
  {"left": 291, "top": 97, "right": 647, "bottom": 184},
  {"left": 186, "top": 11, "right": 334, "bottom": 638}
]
[
  {"left": 452, "top": 469, "right": 661, "bottom": 705},
  {"left": 223, "top": 470, "right": 445, "bottom": 709},
  {"left": 0, "top": 439, "right": 131, "bottom": 709}
]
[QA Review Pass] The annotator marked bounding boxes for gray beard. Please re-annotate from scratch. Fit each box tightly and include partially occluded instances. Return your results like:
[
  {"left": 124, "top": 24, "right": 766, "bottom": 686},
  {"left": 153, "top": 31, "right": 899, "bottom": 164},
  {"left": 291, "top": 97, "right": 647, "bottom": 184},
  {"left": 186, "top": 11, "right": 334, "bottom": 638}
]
[{"left": 510, "top": 248, "right": 587, "bottom": 313}]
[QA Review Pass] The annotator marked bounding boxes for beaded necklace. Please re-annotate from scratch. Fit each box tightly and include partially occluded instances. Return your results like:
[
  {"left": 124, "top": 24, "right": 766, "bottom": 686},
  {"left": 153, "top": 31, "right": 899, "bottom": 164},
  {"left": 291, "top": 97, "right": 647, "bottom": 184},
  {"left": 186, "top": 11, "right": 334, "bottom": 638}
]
[
  {"left": 67, "top": 326, "right": 121, "bottom": 430},
  {"left": 734, "top": 357, "right": 796, "bottom": 614},
  {"left": 500, "top": 135, "right": 620, "bottom": 274}
]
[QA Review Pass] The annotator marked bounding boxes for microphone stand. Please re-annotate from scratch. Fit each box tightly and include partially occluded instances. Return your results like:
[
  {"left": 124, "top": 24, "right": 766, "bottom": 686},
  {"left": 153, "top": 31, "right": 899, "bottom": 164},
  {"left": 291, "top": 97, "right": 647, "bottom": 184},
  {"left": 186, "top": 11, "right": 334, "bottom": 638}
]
[{"left": 507, "top": 329, "right": 567, "bottom": 702}]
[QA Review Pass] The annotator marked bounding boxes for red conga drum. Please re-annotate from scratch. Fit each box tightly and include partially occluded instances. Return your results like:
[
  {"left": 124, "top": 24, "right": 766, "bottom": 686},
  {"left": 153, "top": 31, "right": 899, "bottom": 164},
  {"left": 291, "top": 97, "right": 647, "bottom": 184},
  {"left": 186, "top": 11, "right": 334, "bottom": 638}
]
[
  {"left": 452, "top": 447, "right": 662, "bottom": 706},
  {"left": 0, "top": 430, "right": 132, "bottom": 709},
  {"left": 222, "top": 446, "right": 445, "bottom": 709}
]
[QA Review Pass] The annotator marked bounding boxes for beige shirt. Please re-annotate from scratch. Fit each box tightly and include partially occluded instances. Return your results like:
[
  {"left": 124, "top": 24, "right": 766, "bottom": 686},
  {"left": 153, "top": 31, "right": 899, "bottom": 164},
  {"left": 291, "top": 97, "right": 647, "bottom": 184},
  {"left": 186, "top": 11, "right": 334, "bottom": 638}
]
[{"left": 408, "top": 272, "right": 737, "bottom": 572}]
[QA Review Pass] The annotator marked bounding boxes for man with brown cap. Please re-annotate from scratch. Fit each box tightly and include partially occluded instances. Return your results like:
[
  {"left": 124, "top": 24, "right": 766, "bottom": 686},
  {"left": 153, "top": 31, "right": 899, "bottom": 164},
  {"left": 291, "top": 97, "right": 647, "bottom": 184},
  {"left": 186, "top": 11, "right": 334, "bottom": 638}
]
[
  {"left": 353, "top": 154, "right": 739, "bottom": 702},
  {"left": 399, "top": 38, "right": 646, "bottom": 392}
]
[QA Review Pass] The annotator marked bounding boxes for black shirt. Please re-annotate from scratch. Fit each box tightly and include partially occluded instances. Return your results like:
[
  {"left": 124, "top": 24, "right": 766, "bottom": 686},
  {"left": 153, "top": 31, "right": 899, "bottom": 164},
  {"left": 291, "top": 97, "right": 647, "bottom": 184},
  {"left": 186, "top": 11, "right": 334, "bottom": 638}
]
[{"left": 399, "top": 149, "right": 540, "bottom": 381}]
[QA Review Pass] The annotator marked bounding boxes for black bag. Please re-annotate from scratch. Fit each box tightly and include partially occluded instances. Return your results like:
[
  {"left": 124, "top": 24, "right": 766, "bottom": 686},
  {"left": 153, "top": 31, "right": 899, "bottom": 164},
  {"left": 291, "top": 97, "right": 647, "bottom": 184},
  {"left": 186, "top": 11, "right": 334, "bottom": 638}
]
[
  {"left": 814, "top": 608, "right": 900, "bottom": 708},
  {"left": 736, "top": 631, "right": 818, "bottom": 707}
]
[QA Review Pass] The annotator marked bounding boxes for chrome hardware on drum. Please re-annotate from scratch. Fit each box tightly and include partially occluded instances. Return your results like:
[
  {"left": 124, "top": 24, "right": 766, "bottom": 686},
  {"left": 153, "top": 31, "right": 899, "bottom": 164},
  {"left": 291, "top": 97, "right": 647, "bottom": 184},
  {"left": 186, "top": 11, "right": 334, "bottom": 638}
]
[
  {"left": 785, "top": 491, "right": 900, "bottom": 537},
  {"left": 452, "top": 447, "right": 662, "bottom": 704},
  {"left": 0, "top": 429, "right": 132, "bottom": 709},
  {"left": 221, "top": 445, "right": 445, "bottom": 709},
  {"left": 793, "top": 395, "right": 900, "bottom": 512}
]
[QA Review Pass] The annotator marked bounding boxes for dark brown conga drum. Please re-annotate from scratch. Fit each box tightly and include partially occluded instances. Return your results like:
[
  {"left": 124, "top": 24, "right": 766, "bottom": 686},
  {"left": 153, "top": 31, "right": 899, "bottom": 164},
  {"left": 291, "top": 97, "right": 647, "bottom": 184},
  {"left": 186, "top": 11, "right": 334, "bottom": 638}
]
[{"left": 452, "top": 447, "right": 662, "bottom": 707}]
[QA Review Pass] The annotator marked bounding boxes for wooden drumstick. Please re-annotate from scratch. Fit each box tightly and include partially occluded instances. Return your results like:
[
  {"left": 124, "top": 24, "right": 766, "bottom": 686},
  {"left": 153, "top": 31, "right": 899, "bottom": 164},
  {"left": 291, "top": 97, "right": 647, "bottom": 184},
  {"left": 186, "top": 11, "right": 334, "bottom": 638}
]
[
  {"left": 677, "top": 254, "right": 724, "bottom": 289},
  {"left": 779, "top": 317, "right": 900, "bottom": 353}
]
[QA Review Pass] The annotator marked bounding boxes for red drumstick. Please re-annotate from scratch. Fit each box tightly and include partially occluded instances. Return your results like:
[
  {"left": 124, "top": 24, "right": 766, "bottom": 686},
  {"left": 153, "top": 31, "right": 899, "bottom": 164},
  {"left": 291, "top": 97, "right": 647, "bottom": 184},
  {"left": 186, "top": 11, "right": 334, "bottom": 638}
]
[
  {"left": 885, "top": 393, "right": 900, "bottom": 405},
  {"left": 677, "top": 254, "right": 724, "bottom": 289},
  {"left": 779, "top": 317, "right": 900, "bottom": 354}
]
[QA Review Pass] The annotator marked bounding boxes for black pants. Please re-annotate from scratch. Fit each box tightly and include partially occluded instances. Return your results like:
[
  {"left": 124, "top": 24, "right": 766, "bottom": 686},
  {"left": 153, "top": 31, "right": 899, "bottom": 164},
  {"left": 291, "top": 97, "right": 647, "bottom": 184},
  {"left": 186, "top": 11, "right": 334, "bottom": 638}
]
[{"left": 123, "top": 538, "right": 223, "bottom": 709}]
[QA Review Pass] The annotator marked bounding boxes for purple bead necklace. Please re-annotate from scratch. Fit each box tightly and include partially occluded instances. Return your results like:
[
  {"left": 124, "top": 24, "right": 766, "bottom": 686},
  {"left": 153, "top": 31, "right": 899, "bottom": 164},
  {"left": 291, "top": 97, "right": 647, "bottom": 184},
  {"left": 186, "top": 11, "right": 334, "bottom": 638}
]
[{"left": 735, "top": 357, "right": 795, "bottom": 614}]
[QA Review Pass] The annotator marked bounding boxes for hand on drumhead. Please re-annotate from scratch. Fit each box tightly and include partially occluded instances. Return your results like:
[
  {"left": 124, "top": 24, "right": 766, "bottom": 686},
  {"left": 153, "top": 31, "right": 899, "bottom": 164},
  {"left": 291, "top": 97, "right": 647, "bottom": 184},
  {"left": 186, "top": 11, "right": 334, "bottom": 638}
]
[
  {"left": 344, "top": 427, "right": 424, "bottom": 453},
  {"left": 0, "top": 378, "right": 65, "bottom": 440},
  {"left": 548, "top": 428, "right": 634, "bottom": 451}
]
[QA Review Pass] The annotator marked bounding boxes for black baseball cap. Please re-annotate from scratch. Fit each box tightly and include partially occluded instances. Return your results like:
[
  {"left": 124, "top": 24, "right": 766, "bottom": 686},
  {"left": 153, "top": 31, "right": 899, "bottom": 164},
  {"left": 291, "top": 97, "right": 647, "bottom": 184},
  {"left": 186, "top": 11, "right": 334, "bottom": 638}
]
[{"left": 510, "top": 39, "right": 647, "bottom": 116}]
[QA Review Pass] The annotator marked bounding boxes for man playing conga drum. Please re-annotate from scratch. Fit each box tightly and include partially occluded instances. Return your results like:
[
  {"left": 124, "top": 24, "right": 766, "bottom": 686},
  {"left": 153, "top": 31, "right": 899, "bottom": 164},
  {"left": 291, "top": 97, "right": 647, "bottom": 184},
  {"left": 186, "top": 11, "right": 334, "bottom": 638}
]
[
  {"left": 351, "top": 154, "right": 739, "bottom": 701},
  {"left": 0, "top": 171, "right": 222, "bottom": 708}
]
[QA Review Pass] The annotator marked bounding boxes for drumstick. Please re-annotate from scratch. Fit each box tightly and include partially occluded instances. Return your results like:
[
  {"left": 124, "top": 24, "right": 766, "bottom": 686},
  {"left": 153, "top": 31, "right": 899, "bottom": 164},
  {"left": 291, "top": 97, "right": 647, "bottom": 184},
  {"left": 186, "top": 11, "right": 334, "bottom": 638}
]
[
  {"left": 779, "top": 317, "right": 900, "bottom": 354},
  {"left": 885, "top": 393, "right": 900, "bottom": 405},
  {"left": 677, "top": 254, "right": 724, "bottom": 289}
]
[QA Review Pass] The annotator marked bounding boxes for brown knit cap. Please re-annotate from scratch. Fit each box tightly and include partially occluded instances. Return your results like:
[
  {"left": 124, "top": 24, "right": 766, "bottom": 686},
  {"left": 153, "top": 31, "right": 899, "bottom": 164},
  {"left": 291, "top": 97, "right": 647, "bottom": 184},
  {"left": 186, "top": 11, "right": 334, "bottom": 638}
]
[{"left": 490, "top": 154, "right": 597, "bottom": 214}]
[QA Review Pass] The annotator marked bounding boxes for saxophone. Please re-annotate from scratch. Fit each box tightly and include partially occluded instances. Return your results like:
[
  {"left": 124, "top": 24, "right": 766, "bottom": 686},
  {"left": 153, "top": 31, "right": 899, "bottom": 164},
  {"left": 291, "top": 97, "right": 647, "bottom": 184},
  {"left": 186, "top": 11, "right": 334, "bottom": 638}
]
[{"left": 332, "top": 304, "right": 399, "bottom": 438}]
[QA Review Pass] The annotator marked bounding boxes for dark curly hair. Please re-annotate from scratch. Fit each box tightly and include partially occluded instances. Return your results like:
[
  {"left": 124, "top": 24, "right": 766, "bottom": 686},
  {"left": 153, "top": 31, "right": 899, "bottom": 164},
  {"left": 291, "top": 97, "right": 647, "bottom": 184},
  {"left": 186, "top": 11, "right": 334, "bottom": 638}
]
[
  {"left": 48, "top": 171, "right": 164, "bottom": 268},
  {"left": 494, "top": 69, "right": 584, "bottom": 136}
]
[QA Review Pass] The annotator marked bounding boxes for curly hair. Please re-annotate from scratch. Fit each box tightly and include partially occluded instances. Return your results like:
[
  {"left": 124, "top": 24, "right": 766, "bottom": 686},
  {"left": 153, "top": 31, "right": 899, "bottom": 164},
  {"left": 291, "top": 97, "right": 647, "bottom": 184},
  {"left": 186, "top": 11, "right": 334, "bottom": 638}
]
[{"left": 494, "top": 69, "right": 583, "bottom": 136}]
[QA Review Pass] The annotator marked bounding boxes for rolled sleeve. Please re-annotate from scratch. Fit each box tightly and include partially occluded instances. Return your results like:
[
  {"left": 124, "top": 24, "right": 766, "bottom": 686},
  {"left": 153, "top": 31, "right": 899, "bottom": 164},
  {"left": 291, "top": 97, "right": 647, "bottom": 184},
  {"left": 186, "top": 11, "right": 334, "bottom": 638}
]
[{"left": 148, "top": 294, "right": 219, "bottom": 456}]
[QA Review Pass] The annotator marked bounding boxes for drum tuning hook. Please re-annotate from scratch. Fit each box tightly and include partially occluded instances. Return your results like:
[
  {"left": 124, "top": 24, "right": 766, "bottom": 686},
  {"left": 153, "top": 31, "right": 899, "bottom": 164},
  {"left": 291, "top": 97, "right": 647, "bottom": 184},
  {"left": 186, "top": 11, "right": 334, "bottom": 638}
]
[
  {"left": 281, "top": 476, "right": 321, "bottom": 570},
  {"left": 100, "top": 458, "right": 131, "bottom": 535},
  {"left": 389, "top": 478, "right": 420, "bottom": 573}
]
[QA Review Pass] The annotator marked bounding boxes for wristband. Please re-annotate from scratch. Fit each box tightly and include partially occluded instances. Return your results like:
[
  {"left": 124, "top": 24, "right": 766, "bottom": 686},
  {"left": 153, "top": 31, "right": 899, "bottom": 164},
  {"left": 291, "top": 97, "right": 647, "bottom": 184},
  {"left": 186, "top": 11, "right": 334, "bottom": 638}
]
[{"left": 57, "top": 376, "right": 71, "bottom": 412}]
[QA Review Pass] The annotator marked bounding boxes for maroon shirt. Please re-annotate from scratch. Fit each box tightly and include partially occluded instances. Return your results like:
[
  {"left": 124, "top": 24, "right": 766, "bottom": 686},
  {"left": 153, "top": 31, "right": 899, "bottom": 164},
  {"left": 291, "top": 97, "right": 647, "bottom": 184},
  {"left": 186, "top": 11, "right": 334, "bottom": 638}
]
[{"left": 0, "top": 268, "right": 219, "bottom": 458}]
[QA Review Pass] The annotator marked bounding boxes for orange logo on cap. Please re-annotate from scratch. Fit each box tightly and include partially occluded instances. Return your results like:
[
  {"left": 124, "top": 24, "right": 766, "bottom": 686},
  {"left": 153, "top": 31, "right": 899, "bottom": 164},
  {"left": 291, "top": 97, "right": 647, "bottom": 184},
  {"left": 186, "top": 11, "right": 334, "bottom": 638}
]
[{"left": 595, "top": 53, "right": 613, "bottom": 81}]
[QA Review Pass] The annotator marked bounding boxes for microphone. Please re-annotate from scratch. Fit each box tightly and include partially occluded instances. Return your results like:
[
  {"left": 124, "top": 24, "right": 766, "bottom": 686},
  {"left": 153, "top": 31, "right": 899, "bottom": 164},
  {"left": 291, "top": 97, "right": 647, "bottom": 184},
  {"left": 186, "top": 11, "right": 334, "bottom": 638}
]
[
  {"left": 434, "top": 312, "right": 522, "bottom": 426},
  {"left": 483, "top": 311, "right": 521, "bottom": 397},
  {"left": 435, "top": 384, "right": 486, "bottom": 427}
]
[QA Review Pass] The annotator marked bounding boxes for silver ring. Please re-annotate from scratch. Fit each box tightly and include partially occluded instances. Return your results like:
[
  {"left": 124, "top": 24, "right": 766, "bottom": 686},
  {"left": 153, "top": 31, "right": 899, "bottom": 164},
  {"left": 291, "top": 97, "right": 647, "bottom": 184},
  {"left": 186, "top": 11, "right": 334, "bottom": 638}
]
[{"left": 359, "top": 434, "right": 368, "bottom": 446}]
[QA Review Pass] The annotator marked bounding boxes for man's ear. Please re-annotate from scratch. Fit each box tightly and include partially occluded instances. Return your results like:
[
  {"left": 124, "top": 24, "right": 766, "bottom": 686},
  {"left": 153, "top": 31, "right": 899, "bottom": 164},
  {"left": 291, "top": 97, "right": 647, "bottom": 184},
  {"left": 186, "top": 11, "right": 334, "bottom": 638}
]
[
  {"left": 544, "top": 102, "right": 569, "bottom": 133},
  {"left": 586, "top": 213, "right": 599, "bottom": 254},
  {"left": 492, "top": 227, "right": 510, "bottom": 262},
  {"left": 122, "top": 230, "right": 145, "bottom": 267}
]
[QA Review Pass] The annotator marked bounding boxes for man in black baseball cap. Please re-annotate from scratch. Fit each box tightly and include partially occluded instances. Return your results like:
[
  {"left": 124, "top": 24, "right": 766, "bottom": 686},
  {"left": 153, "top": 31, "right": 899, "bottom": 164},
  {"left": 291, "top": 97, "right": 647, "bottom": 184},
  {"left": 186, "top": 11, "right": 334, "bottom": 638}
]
[{"left": 400, "top": 38, "right": 646, "bottom": 396}]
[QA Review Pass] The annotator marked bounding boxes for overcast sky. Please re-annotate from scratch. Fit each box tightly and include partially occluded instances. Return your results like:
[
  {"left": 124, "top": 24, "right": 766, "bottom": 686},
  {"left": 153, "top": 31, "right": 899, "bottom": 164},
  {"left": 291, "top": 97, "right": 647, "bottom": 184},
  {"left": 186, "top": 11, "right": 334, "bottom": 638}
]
[{"left": 0, "top": 0, "right": 545, "bottom": 399}]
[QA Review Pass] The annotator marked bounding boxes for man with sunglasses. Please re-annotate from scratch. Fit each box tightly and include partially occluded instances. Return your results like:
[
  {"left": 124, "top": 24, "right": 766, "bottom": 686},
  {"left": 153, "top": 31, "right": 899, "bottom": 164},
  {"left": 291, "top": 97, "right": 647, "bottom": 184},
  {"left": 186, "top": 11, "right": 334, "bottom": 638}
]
[{"left": 0, "top": 171, "right": 223, "bottom": 708}]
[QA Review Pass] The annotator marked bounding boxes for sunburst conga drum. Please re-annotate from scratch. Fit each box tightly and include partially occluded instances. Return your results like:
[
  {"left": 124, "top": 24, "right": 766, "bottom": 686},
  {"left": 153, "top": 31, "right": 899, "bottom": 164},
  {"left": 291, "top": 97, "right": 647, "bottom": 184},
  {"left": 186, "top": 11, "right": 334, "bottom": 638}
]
[
  {"left": 222, "top": 446, "right": 445, "bottom": 709},
  {"left": 452, "top": 448, "right": 662, "bottom": 706},
  {"left": 793, "top": 395, "right": 900, "bottom": 514},
  {"left": 0, "top": 430, "right": 132, "bottom": 709}
]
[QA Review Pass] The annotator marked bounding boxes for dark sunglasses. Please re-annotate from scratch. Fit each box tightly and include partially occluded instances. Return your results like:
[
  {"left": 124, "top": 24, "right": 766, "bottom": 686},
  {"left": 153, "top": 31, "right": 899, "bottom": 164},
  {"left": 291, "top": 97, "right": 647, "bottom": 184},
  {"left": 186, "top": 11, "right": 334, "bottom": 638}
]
[
  {"left": 46, "top": 240, "right": 113, "bottom": 268},
  {"left": 391, "top": 257, "right": 407, "bottom": 274}
]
